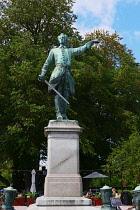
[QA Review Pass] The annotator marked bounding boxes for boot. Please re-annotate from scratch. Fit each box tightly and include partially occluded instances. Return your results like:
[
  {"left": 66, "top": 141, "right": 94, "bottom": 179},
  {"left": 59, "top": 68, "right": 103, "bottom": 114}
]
[{"left": 55, "top": 95, "right": 63, "bottom": 120}]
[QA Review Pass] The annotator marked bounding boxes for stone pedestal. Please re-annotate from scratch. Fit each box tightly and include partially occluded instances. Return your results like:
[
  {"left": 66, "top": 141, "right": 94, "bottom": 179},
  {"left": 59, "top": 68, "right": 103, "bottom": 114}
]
[
  {"left": 44, "top": 120, "right": 82, "bottom": 197},
  {"left": 27, "top": 120, "right": 98, "bottom": 210}
]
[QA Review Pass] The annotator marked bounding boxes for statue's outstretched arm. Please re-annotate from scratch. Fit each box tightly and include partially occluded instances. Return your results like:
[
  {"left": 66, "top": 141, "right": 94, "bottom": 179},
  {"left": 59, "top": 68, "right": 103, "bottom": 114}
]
[{"left": 71, "top": 37, "right": 102, "bottom": 56}]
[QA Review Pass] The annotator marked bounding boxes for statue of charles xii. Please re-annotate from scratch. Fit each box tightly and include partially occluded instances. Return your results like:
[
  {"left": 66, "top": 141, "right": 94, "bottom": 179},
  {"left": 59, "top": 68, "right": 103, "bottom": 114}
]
[{"left": 38, "top": 33, "right": 101, "bottom": 120}]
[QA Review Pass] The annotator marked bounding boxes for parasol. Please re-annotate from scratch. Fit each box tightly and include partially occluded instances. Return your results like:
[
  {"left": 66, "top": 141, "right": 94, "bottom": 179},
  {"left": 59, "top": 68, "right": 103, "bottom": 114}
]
[{"left": 30, "top": 169, "right": 36, "bottom": 194}]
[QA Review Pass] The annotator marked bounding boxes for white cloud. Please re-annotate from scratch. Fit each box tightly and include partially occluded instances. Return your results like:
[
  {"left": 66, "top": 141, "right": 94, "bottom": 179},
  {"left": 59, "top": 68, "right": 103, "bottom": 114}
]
[
  {"left": 73, "top": 0, "right": 119, "bottom": 16},
  {"left": 73, "top": 0, "right": 120, "bottom": 36},
  {"left": 125, "top": 0, "right": 140, "bottom": 3},
  {"left": 134, "top": 31, "right": 140, "bottom": 40}
]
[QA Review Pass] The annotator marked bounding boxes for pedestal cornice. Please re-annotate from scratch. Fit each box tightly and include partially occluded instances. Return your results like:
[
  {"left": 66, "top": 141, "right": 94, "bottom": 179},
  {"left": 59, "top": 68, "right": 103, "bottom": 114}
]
[{"left": 44, "top": 120, "right": 82, "bottom": 137}]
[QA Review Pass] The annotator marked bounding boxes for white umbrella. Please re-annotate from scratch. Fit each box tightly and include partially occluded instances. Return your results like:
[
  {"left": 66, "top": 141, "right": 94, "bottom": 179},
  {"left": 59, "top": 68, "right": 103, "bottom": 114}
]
[{"left": 30, "top": 169, "right": 36, "bottom": 193}]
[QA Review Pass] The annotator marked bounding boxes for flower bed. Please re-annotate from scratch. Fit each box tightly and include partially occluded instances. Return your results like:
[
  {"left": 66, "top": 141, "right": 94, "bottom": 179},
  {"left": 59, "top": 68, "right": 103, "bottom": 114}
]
[
  {"left": 90, "top": 197, "right": 103, "bottom": 206},
  {"left": 13, "top": 197, "right": 34, "bottom": 206}
]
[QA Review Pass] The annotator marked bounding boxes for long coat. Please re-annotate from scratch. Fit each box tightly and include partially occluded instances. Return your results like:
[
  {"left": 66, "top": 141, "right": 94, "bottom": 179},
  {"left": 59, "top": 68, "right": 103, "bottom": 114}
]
[{"left": 41, "top": 41, "right": 93, "bottom": 95}]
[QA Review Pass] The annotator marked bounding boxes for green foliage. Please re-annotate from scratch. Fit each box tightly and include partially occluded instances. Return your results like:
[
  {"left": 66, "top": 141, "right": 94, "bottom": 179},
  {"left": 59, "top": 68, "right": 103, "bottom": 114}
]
[
  {"left": 26, "top": 192, "right": 35, "bottom": 198},
  {"left": 0, "top": 0, "right": 79, "bottom": 188},
  {"left": 1, "top": 0, "right": 77, "bottom": 47},
  {"left": 103, "top": 119, "right": 140, "bottom": 189},
  {"left": 70, "top": 30, "right": 140, "bottom": 173},
  {"left": 89, "top": 177, "right": 108, "bottom": 188},
  {"left": 0, "top": 158, "right": 13, "bottom": 186}
]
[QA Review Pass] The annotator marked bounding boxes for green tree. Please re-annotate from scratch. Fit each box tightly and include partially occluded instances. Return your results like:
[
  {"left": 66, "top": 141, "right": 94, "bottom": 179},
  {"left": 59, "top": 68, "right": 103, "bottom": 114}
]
[
  {"left": 69, "top": 30, "right": 140, "bottom": 174},
  {"left": 1, "top": 0, "right": 77, "bottom": 48},
  {"left": 0, "top": 0, "right": 79, "bottom": 190},
  {"left": 103, "top": 112, "right": 140, "bottom": 189},
  {"left": 0, "top": 158, "right": 13, "bottom": 187}
]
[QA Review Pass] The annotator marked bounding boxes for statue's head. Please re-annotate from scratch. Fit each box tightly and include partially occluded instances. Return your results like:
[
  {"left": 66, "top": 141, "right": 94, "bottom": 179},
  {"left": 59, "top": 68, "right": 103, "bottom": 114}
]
[{"left": 58, "top": 33, "right": 68, "bottom": 45}]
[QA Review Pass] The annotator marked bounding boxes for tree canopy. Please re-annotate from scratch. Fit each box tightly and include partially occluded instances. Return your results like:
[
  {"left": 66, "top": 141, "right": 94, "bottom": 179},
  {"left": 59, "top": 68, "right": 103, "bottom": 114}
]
[
  {"left": 0, "top": 0, "right": 79, "bottom": 189},
  {"left": 74, "top": 31, "right": 140, "bottom": 188},
  {"left": 103, "top": 112, "right": 140, "bottom": 189},
  {"left": 71, "top": 31, "right": 140, "bottom": 173}
]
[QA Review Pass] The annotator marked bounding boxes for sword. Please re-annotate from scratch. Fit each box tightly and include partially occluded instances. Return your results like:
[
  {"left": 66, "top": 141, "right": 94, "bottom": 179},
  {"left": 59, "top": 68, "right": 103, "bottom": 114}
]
[{"left": 44, "top": 80, "right": 70, "bottom": 105}]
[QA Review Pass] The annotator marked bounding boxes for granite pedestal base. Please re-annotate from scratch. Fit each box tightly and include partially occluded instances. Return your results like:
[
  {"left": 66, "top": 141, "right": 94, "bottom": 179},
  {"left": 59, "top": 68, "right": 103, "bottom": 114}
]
[
  {"left": 28, "top": 121, "right": 95, "bottom": 210},
  {"left": 44, "top": 120, "right": 83, "bottom": 198},
  {"left": 27, "top": 196, "right": 98, "bottom": 210},
  {"left": 27, "top": 206, "right": 100, "bottom": 210},
  {"left": 28, "top": 204, "right": 99, "bottom": 210}
]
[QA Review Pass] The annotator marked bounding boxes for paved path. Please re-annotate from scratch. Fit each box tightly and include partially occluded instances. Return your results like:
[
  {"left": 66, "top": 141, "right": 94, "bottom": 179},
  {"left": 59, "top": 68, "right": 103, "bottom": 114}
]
[
  {"left": 13, "top": 205, "right": 135, "bottom": 210},
  {"left": 89, "top": 206, "right": 135, "bottom": 210},
  {"left": 13, "top": 207, "right": 28, "bottom": 210}
]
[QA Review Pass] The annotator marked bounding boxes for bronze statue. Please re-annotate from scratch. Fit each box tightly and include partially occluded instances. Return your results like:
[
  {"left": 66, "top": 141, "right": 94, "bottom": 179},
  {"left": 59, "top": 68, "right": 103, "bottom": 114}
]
[{"left": 38, "top": 33, "right": 101, "bottom": 120}]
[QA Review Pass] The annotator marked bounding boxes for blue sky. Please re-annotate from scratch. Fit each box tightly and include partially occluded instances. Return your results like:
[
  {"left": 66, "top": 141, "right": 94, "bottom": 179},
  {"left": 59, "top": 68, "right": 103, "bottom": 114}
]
[{"left": 72, "top": 0, "right": 140, "bottom": 63}]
